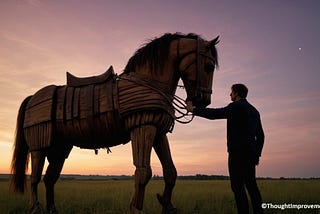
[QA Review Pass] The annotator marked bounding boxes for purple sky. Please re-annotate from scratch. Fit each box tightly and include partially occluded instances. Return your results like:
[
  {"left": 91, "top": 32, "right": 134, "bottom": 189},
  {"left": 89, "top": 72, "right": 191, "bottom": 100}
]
[{"left": 0, "top": 0, "right": 319, "bottom": 178}]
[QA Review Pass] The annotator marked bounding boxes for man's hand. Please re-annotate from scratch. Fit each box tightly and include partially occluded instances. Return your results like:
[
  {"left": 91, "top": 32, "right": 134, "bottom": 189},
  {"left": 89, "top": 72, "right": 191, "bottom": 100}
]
[{"left": 186, "top": 100, "right": 194, "bottom": 112}]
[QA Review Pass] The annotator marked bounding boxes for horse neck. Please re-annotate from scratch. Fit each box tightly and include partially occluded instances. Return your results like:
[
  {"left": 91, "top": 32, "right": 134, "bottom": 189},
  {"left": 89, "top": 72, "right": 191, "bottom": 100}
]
[{"left": 133, "top": 63, "right": 179, "bottom": 96}]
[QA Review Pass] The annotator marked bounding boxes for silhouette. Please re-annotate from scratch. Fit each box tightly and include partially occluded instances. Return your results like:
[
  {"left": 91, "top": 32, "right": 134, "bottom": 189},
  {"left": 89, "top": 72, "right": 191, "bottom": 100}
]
[
  {"left": 188, "top": 83, "right": 264, "bottom": 214},
  {"left": 10, "top": 33, "right": 219, "bottom": 214}
]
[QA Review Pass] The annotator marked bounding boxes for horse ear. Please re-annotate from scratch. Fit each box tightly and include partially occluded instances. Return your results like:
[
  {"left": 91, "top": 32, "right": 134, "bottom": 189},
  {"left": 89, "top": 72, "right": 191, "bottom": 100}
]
[{"left": 207, "top": 36, "right": 220, "bottom": 49}]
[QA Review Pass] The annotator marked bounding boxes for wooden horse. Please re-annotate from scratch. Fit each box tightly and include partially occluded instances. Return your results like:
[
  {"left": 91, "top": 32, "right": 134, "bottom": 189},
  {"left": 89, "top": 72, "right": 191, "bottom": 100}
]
[{"left": 10, "top": 33, "right": 219, "bottom": 214}]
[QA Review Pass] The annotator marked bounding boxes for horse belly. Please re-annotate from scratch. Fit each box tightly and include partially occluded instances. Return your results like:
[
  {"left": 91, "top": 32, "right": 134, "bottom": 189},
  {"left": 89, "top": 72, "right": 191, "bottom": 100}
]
[
  {"left": 55, "top": 83, "right": 130, "bottom": 149},
  {"left": 56, "top": 113, "right": 129, "bottom": 149}
]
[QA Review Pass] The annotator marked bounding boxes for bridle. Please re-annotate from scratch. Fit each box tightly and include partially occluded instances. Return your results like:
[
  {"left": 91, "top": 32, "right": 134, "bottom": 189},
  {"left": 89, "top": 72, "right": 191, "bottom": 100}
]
[{"left": 176, "top": 36, "right": 216, "bottom": 103}]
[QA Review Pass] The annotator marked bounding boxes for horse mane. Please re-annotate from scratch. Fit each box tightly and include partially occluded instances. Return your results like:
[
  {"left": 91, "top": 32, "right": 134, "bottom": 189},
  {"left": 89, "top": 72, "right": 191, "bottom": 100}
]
[{"left": 124, "top": 33, "right": 218, "bottom": 75}]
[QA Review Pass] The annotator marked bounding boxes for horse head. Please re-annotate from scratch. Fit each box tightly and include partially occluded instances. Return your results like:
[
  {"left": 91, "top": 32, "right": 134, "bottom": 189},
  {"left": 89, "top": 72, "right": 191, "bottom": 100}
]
[
  {"left": 123, "top": 33, "right": 219, "bottom": 108},
  {"left": 176, "top": 36, "right": 219, "bottom": 108}
]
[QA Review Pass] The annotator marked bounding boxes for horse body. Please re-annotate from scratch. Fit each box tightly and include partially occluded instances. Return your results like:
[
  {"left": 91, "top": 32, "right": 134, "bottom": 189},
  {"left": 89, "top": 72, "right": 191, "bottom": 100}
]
[
  {"left": 23, "top": 66, "right": 129, "bottom": 151},
  {"left": 11, "top": 33, "right": 219, "bottom": 214}
]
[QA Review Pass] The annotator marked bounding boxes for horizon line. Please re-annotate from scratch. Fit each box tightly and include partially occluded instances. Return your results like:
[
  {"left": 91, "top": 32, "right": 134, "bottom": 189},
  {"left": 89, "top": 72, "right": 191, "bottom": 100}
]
[{"left": 1, "top": 173, "right": 319, "bottom": 180}]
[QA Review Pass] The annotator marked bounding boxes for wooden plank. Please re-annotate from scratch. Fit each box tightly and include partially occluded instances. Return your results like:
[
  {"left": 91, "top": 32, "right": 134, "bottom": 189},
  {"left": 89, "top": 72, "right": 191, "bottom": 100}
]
[
  {"left": 105, "top": 81, "right": 113, "bottom": 111},
  {"left": 26, "top": 85, "right": 56, "bottom": 109},
  {"left": 117, "top": 78, "right": 174, "bottom": 118},
  {"left": 93, "top": 85, "right": 100, "bottom": 116},
  {"left": 98, "top": 83, "right": 108, "bottom": 113},
  {"left": 24, "top": 100, "right": 53, "bottom": 128},
  {"left": 79, "top": 85, "right": 94, "bottom": 119},
  {"left": 25, "top": 122, "right": 52, "bottom": 151},
  {"left": 56, "top": 86, "right": 67, "bottom": 122},
  {"left": 73, "top": 88, "right": 80, "bottom": 118},
  {"left": 24, "top": 85, "right": 56, "bottom": 128},
  {"left": 113, "top": 81, "right": 119, "bottom": 110},
  {"left": 65, "top": 87, "right": 74, "bottom": 121}
]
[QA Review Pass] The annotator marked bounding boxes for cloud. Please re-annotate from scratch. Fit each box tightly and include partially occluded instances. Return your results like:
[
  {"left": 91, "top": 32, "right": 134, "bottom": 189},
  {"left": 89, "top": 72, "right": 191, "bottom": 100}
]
[
  {"left": 1, "top": 31, "right": 48, "bottom": 53},
  {"left": 23, "top": 0, "right": 42, "bottom": 7}
]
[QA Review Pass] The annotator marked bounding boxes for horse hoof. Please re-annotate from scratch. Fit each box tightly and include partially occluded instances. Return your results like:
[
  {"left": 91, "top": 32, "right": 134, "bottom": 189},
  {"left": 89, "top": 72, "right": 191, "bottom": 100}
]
[
  {"left": 30, "top": 202, "right": 43, "bottom": 214},
  {"left": 157, "top": 194, "right": 177, "bottom": 214}
]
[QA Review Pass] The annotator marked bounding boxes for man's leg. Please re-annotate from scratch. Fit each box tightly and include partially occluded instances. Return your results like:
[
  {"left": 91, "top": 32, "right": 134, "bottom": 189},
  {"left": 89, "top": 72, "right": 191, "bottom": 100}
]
[
  {"left": 228, "top": 153, "right": 249, "bottom": 214},
  {"left": 245, "top": 162, "right": 263, "bottom": 214}
]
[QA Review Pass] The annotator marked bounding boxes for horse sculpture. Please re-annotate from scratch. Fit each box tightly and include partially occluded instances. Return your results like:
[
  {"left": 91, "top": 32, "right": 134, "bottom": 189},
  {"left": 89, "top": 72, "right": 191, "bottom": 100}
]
[{"left": 11, "top": 33, "right": 219, "bottom": 214}]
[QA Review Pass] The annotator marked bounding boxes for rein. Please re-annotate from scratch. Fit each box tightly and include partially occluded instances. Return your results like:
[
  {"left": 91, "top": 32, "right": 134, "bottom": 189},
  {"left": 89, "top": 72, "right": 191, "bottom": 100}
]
[{"left": 116, "top": 73, "right": 194, "bottom": 124}]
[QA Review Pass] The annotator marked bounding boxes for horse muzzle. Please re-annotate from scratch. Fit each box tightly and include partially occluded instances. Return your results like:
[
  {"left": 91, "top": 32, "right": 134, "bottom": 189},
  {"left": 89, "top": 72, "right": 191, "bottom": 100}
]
[{"left": 189, "top": 88, "right": 212, "bottom": 108}]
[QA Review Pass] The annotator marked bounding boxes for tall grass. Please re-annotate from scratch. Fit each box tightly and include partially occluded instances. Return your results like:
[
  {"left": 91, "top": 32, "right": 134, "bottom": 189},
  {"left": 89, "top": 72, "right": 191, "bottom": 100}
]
[{"left": 1, "top": 179, "right": 319, "bottom": 213}]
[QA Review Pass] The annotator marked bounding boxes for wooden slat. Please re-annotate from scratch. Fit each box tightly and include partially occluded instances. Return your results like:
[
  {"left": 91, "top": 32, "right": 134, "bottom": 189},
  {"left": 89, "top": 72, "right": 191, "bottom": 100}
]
[
  {"left": 24, "top": 100, "right": 53, "bottom": 128},
  {"left": 79, "top": 85, "right": 94, "bottom": 119},
  {"left": 26, "top": 85, "right": 56, "bottom": 109},
  {"left": 56, "top": 86, "right": 67, "bottom": 122},
  {"left": 24, "top": 85, "right": 56, "bottom": 128},
  {"left": 65, "top": 87, "right": 74, "bottom": 121},
  {"left": 99, "top": 83, "right": 114, "bottom": 113},
  {"left": 93, "top": 85, "right": 100, "bottom": 116},
  {"left": 73, "top": 88, "right": 80, "bottom": 118},
  {"left": 25, "top": 123, "right": 52, "bottom": 151},
  {"left": 117, "top": 78, "right": 174, "bottom": 118}
]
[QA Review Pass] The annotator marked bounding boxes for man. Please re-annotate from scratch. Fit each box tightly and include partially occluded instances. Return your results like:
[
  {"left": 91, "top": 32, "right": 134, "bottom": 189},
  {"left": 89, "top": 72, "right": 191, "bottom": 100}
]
[{"left": 187, "top": 83, "right": 264, "bottom": 214}]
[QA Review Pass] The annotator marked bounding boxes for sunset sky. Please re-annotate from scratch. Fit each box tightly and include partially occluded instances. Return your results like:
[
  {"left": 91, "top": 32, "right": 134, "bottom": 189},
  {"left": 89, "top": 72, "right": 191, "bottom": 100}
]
[{"left": 1, "top": 0, "right": 319, "bottom": 178}]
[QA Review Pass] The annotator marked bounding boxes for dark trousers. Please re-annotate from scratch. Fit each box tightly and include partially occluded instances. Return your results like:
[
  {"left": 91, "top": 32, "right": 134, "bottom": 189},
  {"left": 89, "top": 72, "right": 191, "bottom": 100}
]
[{"left": 228, "top": 152, "right": 263, "bottom": 214}]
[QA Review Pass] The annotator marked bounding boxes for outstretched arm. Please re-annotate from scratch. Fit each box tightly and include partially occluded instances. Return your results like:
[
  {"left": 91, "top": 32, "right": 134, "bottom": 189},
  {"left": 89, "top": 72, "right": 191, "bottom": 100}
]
[{"left": 186, "top": 101, "right": 229, "bottom": 120}]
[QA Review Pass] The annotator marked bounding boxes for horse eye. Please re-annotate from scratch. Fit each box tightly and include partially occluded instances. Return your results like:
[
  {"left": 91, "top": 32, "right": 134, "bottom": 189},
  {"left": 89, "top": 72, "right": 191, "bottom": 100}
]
[{"left": 205, "top": 63, "right": 215, "bottom": 73}]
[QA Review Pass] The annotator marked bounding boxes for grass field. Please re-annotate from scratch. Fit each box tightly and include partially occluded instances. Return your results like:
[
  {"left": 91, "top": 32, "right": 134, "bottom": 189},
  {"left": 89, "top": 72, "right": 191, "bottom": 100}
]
[{"left": 0, "top": 179, "right": 319, "bottom": 213}]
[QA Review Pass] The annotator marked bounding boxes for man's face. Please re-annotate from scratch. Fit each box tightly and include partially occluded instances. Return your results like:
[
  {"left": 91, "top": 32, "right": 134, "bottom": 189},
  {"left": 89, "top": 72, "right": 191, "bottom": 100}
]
[{"left": 230, "top": 90, "right": 238, "bottom": 102}]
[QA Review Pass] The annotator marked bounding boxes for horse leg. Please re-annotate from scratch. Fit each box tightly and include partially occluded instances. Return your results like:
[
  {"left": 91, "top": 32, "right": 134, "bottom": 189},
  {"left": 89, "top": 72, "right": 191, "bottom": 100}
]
[
  {"left": 30, "top": 151, "right": 46, "bottom": 214},
  {"left": 153, "top": 135, "right": 177, "bottom": 214},
  {"left": 43, "top": 149, "right": 66, "bottom": 214},
  {"left": 130, "top": 125, "right": 156, "bottom": 214}
]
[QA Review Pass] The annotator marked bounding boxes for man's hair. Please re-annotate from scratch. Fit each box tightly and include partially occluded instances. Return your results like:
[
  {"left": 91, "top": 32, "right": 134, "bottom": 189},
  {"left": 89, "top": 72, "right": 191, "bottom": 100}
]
[{"left": 232, "top": 83, "right": 248, "bottom": 98}]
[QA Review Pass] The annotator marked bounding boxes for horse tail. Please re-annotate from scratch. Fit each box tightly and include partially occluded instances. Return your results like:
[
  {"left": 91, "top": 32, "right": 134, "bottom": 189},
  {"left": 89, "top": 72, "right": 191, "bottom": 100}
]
[{"left": 10, "top": 96, "right": 32, "bottom": 193}]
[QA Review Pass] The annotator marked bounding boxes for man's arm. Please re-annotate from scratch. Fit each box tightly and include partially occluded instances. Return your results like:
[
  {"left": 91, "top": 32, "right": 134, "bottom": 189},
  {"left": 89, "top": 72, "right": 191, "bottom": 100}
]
[
  {"left": 193, "top": 107, "right": 228, "bottom": 119},
  {"left": 186, "top": 100, "right": 230, "bottom": 119}
]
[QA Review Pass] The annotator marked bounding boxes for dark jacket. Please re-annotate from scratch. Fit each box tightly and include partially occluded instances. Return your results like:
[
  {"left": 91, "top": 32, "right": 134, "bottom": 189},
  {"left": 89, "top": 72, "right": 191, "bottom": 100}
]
[{"left": 193, "top": 99, "right": 264, "bottom": 156}]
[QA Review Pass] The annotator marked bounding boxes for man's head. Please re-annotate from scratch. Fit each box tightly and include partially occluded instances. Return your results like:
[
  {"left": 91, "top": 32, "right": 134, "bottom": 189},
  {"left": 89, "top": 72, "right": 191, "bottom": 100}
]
[{"left": 230, "top": 83, "right": 248, "bottom": 101}]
